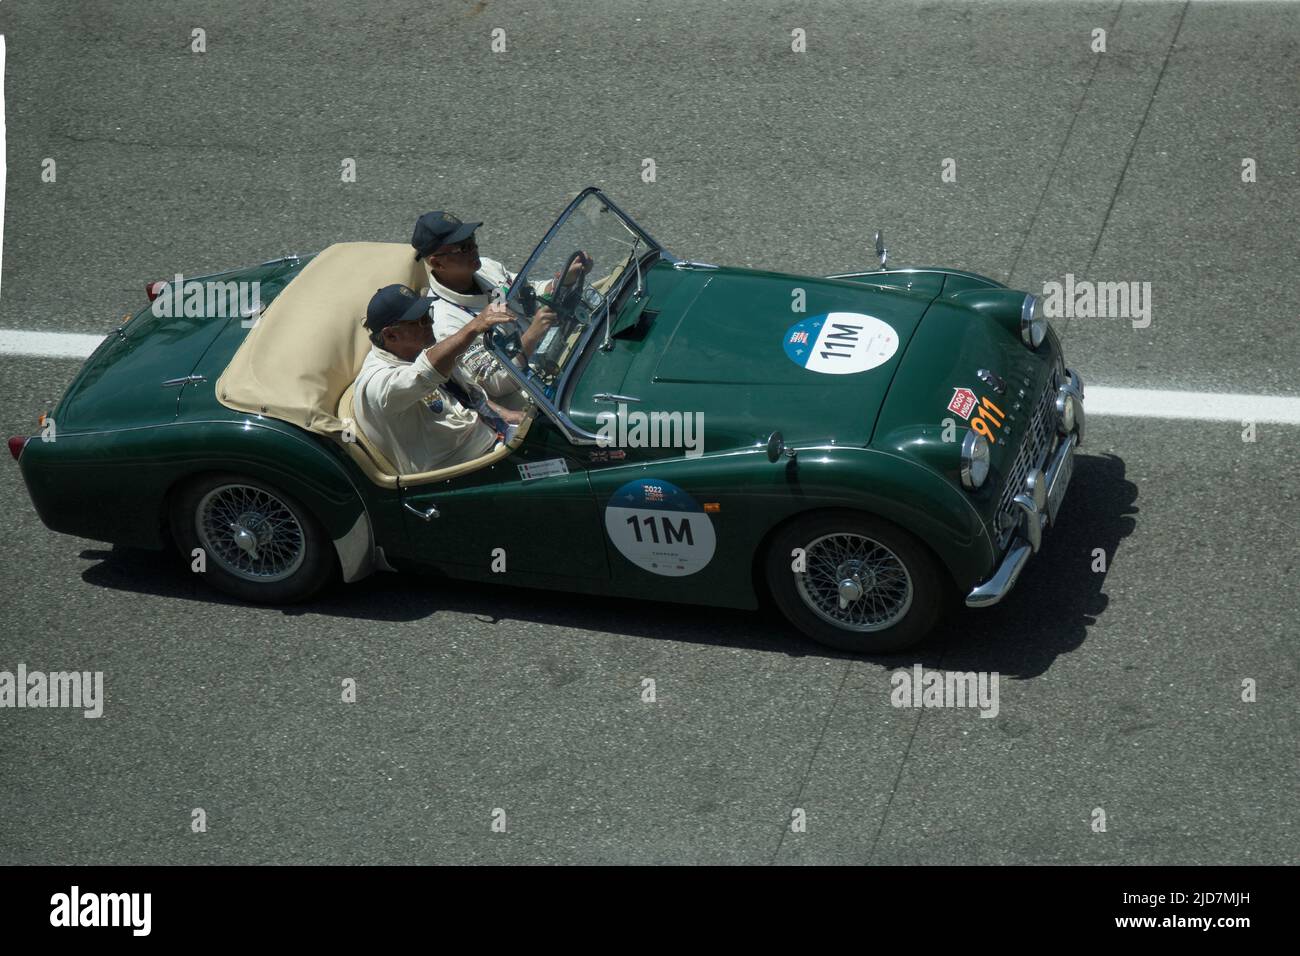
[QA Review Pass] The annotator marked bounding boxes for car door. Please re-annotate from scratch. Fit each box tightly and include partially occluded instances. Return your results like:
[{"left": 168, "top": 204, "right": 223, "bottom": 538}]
[{"left": 397, "top": 444, "right": 608, "bottom": 581}]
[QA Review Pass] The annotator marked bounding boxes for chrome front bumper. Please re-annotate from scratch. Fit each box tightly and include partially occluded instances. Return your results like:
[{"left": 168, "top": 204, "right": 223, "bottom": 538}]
[{"left": 966, "top": 369, "right": 1084, "bottom": 609}]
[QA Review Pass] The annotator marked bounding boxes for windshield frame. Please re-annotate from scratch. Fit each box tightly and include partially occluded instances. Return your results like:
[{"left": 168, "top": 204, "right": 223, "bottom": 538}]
[{"left": 491, "top": 187, "right": 673, "bottom": 445}]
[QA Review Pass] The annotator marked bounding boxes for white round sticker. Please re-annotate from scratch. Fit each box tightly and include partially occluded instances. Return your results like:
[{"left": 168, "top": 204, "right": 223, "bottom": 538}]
[
  {"left": 605, "top": 479, "right": 716, "bottom": 577},
  {"left": 783, "top": 312, "right": 899, "bottom": 375}
]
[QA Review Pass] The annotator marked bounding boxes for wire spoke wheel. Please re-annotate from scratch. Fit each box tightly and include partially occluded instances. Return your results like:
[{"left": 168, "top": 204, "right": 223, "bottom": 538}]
[
  {"left": 794, "top": 532, "right": 914, "bottom": 632},
  {"left": 195, "top": 483, "right": 306, "bottom": 584}
]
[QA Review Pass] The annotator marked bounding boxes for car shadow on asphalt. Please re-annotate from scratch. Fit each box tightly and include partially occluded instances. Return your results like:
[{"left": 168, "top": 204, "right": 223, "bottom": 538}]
[
  {"left": 918, "top": 451, "right": 1139, "bottom": 678},
  {"left": 79, "top": 452, "right": 1136, "bottom": 675}
]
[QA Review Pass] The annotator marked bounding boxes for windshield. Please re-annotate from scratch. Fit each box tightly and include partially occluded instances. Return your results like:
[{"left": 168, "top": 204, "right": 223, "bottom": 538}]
[{"left": 490, "top": 189, "right": 662, "bottom": 408}]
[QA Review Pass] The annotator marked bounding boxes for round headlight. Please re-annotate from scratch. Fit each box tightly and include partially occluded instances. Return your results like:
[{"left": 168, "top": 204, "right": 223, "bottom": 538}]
[
  {"left": 1021, "top": 294, "right": 1046, "bottom": 349},
  {"left": 1055, "top": 391, "right": 1076, "bottom": 434},
  {"left": 960, "top": 429, "right": 991, "bottom": 490}
]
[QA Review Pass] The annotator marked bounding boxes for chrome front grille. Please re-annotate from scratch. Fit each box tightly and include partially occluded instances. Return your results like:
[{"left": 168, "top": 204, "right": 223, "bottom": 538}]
[{"left": 995, "top": 371, "right": 1060, "bottom": 548}]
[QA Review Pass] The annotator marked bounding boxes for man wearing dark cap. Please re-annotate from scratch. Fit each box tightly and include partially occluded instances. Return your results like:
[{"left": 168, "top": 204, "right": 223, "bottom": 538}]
[
  {"left": 411, "top": 211, "right": 589, "bottom": 410},
  {"left": 351, "top": 283, "right": 520, "bottom": 475}
]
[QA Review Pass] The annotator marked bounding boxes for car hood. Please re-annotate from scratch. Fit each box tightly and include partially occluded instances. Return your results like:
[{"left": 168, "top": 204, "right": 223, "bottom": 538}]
[{"left": 583, "top": 265, "right": 940, "bottom": 451}]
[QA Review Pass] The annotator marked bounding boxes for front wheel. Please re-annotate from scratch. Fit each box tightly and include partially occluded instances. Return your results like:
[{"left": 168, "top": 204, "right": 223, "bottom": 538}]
[
  {"left": 766, "top": 512, "right": 949, "bottom": 653},
  {"left": 171, "top": 473, "right": 336, "bottom": 604}
]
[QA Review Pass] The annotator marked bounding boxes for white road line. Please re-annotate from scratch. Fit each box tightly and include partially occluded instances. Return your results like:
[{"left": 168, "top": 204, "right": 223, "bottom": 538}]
[
  {"left": 0, "top": 329, "right": 107, "bottom": 359},
  {"left": 2, "top": 329, "right": 1300, "bottom": 424},
  {"left": 1084, "top": 387, "right": 1300, "bottom": 425}
]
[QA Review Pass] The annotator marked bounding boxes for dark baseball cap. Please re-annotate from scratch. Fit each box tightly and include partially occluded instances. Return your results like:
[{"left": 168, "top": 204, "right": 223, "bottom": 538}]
[
  {"left": 363, "top": 284, "right": 435, "bottom": 334},
  {"left": 411, "top": 211, "right": 482, "bottom": 261}
]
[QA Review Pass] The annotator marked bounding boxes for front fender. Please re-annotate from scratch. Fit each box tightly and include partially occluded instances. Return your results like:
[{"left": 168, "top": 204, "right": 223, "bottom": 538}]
[
  {"left": 589, "top": 444, "right": 996, "bottom": 609},
  {"left": 771, "top": 445, "right": 997, "bottom": 592}
]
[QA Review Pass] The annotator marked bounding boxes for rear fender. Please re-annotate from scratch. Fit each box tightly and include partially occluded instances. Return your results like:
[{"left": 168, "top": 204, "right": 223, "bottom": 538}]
[{"left": 20, "top": 419, "right": 377, "bottom": 580}]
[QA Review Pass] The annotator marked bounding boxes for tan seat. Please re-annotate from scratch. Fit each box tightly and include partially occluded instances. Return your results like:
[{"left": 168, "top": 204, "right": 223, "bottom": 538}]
[{"left": 335, "top": 381, "right": 401, "bottom": 488}]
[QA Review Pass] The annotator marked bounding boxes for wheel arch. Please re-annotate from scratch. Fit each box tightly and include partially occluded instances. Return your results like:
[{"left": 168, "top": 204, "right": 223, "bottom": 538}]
[
  {"left": 155, "top": 420, "right": 379, "bottom": 582},
  {"left": 744, "top": 447, "right": 998, "bottom": 598},
  {"left": 162, "top": 465, "right": 377, "bottom": 584},
  {"left": 749, "top": 505, "right": 960, "bottom": 609}
]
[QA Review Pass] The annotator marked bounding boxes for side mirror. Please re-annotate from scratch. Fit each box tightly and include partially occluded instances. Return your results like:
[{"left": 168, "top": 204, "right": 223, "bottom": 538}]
[
  {"left": 766, "top": 431, "right": 797, "bottom": 463},
  {"left": 874, "top": 231, "right": 888, "bottom": 270}
]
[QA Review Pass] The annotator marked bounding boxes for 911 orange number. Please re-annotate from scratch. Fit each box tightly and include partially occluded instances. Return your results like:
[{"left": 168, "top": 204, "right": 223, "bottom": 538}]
[{"left": 971, "top": 396, "right": 1005, "bottom": 443}]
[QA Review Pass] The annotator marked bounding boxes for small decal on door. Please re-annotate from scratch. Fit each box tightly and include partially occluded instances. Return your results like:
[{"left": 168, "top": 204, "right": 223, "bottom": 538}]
[{"left": 518, "top": 458, "right": 569, "bottom": 481}]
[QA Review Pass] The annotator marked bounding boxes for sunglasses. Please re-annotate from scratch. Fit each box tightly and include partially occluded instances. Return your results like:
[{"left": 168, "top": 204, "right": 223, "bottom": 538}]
[
  {"left": 432, "top": 237, "right": 478, "bottom": 257},
  {"left": 385, "top": 314, "right": 431, "bottom": 334}
]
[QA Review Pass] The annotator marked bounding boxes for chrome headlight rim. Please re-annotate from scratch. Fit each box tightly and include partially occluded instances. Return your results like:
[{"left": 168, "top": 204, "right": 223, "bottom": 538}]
[
  {"left": 1021, "top": 293, "right": 1046, "bottom": 349},
  {"left": 960, "top": 429, "right": 991, "bottom": 490},
  {"left": 1054, "top": 391, "right": 1076, "bottom": 434},
  {"left": 1063, "top": 367, "right": 1085, "bottom": 399}
]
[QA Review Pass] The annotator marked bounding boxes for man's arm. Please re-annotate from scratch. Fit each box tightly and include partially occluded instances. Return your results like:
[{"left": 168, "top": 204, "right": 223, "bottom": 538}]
[
  {"left": 423, "top": 304, "right": 516, "bottom": 376},
  {"left": 485, "top": 396, "right": 525, "bottom": 426}
]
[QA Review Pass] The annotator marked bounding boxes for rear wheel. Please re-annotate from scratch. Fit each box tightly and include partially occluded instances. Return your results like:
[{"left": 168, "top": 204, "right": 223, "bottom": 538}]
[
  {"left": 766, "top": 512, "right": 948, "bottom": 653},
  {"left": 171, "top": 474, "right": 335, "bottom": 604}
]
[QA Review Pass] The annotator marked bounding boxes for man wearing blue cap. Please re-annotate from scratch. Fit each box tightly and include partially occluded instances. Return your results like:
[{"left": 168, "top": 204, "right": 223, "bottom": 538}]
[
  {"left": 351, "top": 283, "right": 519, "bottom": 475},
  {"left": 412, "top": 210, "right": 589, "bottom": 410}
]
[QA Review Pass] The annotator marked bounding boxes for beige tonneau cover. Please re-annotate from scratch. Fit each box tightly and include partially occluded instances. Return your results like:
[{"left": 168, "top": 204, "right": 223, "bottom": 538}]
[{"left": 216, "top": 242, "right": 427, "bottom": 436}]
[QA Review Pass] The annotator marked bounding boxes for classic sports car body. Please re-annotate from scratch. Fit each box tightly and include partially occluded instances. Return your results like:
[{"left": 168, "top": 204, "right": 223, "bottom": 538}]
[{"left": 11, "top": 188, "right": 1084, "bottom": 651}]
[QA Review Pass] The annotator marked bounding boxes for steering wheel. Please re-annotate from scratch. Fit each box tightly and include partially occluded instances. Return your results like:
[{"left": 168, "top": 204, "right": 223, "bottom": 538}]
[{"left": 549, "top": 250, "right": 590, "bottom": 319}]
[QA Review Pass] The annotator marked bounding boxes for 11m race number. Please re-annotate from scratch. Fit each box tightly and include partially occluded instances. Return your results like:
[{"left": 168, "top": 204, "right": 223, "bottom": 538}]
[{"left": 605, "top": 479, "right": 717, "bottom": 577}]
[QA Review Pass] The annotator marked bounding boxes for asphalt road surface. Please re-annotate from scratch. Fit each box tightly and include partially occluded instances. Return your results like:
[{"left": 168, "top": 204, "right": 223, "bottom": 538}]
[{"left": 1, "top": 0, "right": 1296, "bottom": 865}]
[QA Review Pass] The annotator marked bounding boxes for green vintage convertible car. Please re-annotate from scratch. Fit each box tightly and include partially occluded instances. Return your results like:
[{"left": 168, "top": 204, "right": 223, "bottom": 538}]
[{"left": 11, "top": 187, "right": 1083, "bottom": 652}]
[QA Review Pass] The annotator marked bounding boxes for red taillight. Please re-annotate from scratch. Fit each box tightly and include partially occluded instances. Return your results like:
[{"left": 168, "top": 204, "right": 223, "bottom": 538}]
[
  {"left": 8, "top": 436, "right": 29, "bottom": 461},
  {"left": 145, "top": 280, "right": 168, "bottom": 302}
]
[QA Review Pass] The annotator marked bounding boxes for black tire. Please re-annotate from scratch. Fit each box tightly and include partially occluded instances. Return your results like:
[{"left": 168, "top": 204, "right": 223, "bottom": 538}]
[
  {"left": 765, "top": 511, "right": 949, "bottom": 653},
  {"left": 170, "top": 473, "right": 336, "bottom": 604}
]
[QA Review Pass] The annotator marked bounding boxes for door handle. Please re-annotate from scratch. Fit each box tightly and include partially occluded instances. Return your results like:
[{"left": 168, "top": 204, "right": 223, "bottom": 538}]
[{"left": 403, "top": 502, "right": 440, "bottom": 521}]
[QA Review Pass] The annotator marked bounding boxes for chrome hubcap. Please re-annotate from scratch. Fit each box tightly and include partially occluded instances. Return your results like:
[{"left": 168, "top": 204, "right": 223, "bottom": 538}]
[
  {"left": 837, "top": 577, "right": 863, "bottom": 607},
  {"left": 796, "top": 533, "right": 913, "bottom": 631},
  {"left": 196, "top": 484, "right": 306, "bottom": 583}
]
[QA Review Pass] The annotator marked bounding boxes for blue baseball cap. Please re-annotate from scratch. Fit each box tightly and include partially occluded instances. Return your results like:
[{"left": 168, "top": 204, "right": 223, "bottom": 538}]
[
  {"left": 364, "top": 284, "right": 434, "bottom": 334},
  {"left": 411, "top": 211, "right": 481, "bottom": 261}
]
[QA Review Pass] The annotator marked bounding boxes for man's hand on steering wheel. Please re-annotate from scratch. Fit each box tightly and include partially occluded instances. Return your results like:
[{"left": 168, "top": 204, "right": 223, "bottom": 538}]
[
  {"left": 549, "top": 250, "right": 593, "bottom": 295},
  {"left": 547, "top": 250, "right": 593, "bottom": 320},
  {"left": 555, "top": 250, "right": 593, "bottom": 286}
]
